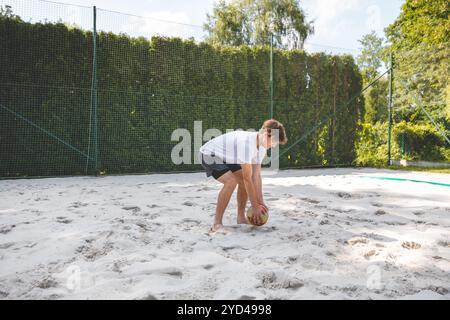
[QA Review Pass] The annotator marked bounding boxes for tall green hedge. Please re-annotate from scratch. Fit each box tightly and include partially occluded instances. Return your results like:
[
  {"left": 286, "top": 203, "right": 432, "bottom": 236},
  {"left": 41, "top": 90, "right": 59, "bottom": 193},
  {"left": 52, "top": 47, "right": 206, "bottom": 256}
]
[{"left": 0, "top": 18, "right": 363, "bottom": 177}]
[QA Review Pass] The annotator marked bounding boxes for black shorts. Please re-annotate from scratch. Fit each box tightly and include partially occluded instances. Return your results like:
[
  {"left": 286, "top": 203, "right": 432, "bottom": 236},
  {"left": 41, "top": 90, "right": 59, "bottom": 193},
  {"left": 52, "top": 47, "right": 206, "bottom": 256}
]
[{"left": 200, "top": 153, "right": 241, "bottom": 180}]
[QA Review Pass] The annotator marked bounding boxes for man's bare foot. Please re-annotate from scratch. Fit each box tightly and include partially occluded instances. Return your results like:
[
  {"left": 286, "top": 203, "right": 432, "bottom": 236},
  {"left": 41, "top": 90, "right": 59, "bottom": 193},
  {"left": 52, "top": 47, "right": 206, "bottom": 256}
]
[
  {"left": 237, "top": 216, "right": 250, "bottom": 225},
  {"left": 211, "top": 223, "right": 224, "bottom": 231},
  {"left": 209, "top": 224, "right": 230, "bottom": 235}
]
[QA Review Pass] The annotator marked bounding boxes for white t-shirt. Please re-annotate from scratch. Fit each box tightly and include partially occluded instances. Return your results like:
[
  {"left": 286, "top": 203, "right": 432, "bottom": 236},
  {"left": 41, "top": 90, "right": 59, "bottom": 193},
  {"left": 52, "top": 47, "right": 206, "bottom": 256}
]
[{"left": 200, "top": 131, "right": 266, "bottom": 164}]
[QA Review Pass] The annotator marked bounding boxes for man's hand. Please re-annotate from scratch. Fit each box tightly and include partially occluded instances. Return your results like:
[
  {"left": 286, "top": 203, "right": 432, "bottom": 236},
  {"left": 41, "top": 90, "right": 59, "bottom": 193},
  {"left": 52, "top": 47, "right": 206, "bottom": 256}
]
[
  {"left": 260, "top": 203, "right": 268, "bottom": 214},
  {"left": 251, "top": 204, "right": 268, "bottom": 225}
]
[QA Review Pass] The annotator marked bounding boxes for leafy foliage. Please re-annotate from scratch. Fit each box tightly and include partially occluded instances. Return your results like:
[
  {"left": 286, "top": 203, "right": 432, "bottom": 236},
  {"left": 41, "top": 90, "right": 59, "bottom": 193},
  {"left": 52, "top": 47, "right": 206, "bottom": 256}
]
[
  {"left": 356, "top": 0, "right": 449, "bottom": 166},
  {"left": 204, "top": 0, "right": 314, "bottom": 49},
  {"left": 356, "top": 32, "right": 389, "bottom": 124},
  {"left": 0, "top": 16, "right": 363, "bottom": 177},
  {"left": 385, "top": 0, "right": 450, "bottom": 51},
  {"left": 357, "top": 31, "right": 386, "bottom": 82}
]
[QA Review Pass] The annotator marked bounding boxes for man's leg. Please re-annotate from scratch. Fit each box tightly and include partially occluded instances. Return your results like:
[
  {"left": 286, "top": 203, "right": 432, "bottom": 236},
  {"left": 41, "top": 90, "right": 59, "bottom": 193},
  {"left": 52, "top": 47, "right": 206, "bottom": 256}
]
[
  {"left": 213, "top": 171, "right": 238, "bottom": 231},
  {"left": 233, "top": 170, "right": 248, "bottom": 224}
]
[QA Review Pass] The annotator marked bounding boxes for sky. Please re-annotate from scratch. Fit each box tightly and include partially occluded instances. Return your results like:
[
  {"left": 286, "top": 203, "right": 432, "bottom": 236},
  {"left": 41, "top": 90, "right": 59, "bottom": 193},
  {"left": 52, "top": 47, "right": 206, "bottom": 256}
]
[{"left": 2, "top": 0, "right": 405, "bottom": 56}]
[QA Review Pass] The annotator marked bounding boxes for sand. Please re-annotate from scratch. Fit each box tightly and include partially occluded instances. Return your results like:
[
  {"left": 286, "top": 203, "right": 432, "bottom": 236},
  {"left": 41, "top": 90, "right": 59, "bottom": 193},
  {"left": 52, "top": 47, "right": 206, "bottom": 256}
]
[{"left": 0, "top": 168, "right": 449, "bottom": 300}]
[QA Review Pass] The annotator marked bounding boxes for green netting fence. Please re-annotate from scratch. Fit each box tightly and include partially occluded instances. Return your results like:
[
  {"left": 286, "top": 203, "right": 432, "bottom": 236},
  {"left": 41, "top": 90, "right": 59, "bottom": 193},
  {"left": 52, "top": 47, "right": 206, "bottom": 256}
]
[
  {"left": 356, "top": 44, "right": 450, "bottom": 167},
  {"left": 1, "top": 0, "right": 365, "bottom": 178},
  {"left": 391, "top": 44, "right": 450, "bottom": 165}
]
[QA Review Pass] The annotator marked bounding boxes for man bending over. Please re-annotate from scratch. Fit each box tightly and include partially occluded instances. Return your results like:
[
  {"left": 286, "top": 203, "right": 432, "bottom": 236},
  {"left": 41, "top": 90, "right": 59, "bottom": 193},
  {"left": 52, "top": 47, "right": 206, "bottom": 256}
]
[{"left": 199, "top": 119, "right": 287, "bottom": 233}]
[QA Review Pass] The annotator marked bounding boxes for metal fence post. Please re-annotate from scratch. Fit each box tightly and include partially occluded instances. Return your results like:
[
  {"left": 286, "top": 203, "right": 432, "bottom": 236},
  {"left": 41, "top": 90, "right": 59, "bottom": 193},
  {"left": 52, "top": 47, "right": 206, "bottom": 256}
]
[
  {"left": 387, "top": 52, "right": 393, "bottom": 166},
  {"left": 89, "top": 5, "right": 99, "bottom": 175},
  {"left": 269, "top": 33, "right": 274, "bottom": 119}
]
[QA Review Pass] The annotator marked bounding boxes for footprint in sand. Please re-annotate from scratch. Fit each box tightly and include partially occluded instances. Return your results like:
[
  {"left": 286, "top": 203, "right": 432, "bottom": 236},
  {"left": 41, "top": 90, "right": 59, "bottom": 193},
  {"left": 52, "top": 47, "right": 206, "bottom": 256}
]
[
  {"left": 258, "top": 271, "right": 304, "bottom": 290},
  {"left": 157, "top": 267, "right": 183, "bottom": 278},
  {"left": 197, "top": 186, "right": 214, "bottom": 191},
  {"left": 136, "top": 221, "right": 150, "bottom": 231},
  {"left": 237, "top": 295, "right": 256, "bottom": 300},
  {"left": 301, "top": 197, "right": 320, "bottom": 204},
  {"left": 402, "top": 241, "right": 421, "bottom": 250},
  {"left": 35, "top": 277, "right": 58, "bottom": 289},
  {"left": 374, "top": 209, "right": 387, "bottom": 216},
  {"left": 384, "top": 253, "right": 397, "bottom": 268},
  {"left": 437, "top": 240, "right": 450, "bottom": 248},
  {"left": 182, "top": 201, "right": 196, "bottom": 207},
  {"left": 364, "top": 250, "right": 377, "bottom": 259},
  {"left": 182, "top": 218, "right": 201, "bottom": 225},
  {"left": 346, "top": 237, "right": 369, "bottom": 246},
  {"left": 332, "top": 208, "right": 355, "bottom": 213},
  {"left": 0, "top": 242, "right": 15, "bottom": 249},
  {"left": 371, "top": 202, "right": 383, "bottom": 208},
  {"left": 432, "top": 256, "right": 450, "bottom": 262},
  {"left": 112, "top": 259, "right": 130, "bottom": 273},
  {"left": 312, "top": 241, "right": 324, "bottom": 248},
  {"left": 287, "top": 233, "right": 305, "bottom": 242},
  {"left": 76, "top": 233, "right": 114, "bottom": 261},
  {"left": 302, "top": 210, "right": 318, "bottom": 218},
  {"left": 122, "top": 206, "right": 141, "bottom": 214},
  {"left": 365, "top": 192, "right": 381, "bottom": 198},
  {"left": 70, "top": 202, "right": 88, "bottom": 208},
  {"left": 203, "top": 264, "right": 214, "bottom": 270},
  {"left": 426, "top": 286, "right": 449, "bottom": 296},
  {"left": 335, "top": 192, "right": 352, "bottom": 199},
  {"left": 0, "top": 225, "right": 16, "bottom": 234},
  {"left": 148, "top": 213, "right": 160, "bottom": 220},
  {"left": 77, "top": 243, "right": 113, "bottom": 261},
  {"left": 34, "top": 197, "right": 49, "bottom": 201},
  {"left": 24, "top": 242, "right": 38, "bottom": 248},
  {"left": 56, "top": 217, "right": 72, "bottom": 224},
  {"left": 0, "top": 290, "right": 9, "bottom": 298},
  {"left": 333, "top": 192, "right": 364, "bottom": 200},
  {"left": 357, "top": 233, "right": 397, "bottom": 244},
  {"left": 383, "top": 220, "right": 407, "bottom": 226},
  {"left": 140, "top": 294, "right": 158, "bottom": 300},
  {"left": 220, "top": 245, "right": 247, "bottom": 252},
  {"left": 325, "top": 251, "right": 336, "bottom": 257},
  {"left": 206, "top": 227, "right": 232, "bottom": 236}
]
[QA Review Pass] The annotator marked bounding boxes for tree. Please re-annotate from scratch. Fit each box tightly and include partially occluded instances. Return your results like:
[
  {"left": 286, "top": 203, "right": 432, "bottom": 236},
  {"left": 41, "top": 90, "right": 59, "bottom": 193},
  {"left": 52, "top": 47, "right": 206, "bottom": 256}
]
[
  {"left": 357, "top": 31, "right": 386, "bottom": 82},
  {"left": 356, "top": 32, "right": 388, "bottom": 123},
  {"left": 204, "top": 0, "right": 314, "bottom": 49},
  {"left": 0, "top": 5, "right": 22, "bottom": 21},
  {"left": 385, "top": 0, "right": 449, "bottom": 51},
  {"left": 385, "top": 0, "right": 449, "bottom": 121},
  {"left": 380, "top": 0, "right": 450, "bottom": 162},
  {"left": 446, "top": 83, "right": 450, "bottom": 121}
]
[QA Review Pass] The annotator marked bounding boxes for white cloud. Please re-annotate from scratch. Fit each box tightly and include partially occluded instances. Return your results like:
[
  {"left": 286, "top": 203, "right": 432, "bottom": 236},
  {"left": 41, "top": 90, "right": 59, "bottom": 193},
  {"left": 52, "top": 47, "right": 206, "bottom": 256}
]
[
  {"left": 65, "top": 5, "right": 92, "bottom": 29},
  {"left": 301, "top": 0, "right": 386, "bottom": 54},
  {"left": 304, "top": 0, "right": 369, "bottom": 37},
  {"left": 366, "top": 4, "right": 382, "bottom": 31}
]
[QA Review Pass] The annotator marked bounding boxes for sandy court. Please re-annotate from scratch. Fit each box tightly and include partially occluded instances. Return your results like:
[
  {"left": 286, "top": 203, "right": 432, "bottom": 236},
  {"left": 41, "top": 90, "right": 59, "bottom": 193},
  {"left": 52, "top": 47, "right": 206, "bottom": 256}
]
[{"left": 0, "top": 168, "right": 449, "bottom": 299}]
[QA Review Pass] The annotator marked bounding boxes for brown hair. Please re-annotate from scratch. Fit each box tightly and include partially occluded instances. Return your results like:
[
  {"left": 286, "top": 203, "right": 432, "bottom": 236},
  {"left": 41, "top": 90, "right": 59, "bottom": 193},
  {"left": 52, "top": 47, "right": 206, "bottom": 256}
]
[{"left": 261, "top": 119, "right": 288, "bottom": 145}]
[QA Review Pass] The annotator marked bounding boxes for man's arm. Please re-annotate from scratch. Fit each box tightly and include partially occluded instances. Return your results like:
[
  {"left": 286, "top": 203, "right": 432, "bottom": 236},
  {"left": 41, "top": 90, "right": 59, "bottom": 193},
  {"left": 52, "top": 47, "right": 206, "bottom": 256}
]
[
  {"left": 241, "top": 164, "right": 265, "bottom": 225},
  {"left": 241, "top": 164, "right": 259, "bottom": 208},
  {"left": 252, "top": 164, "right": 265, "bottom": 206}
]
